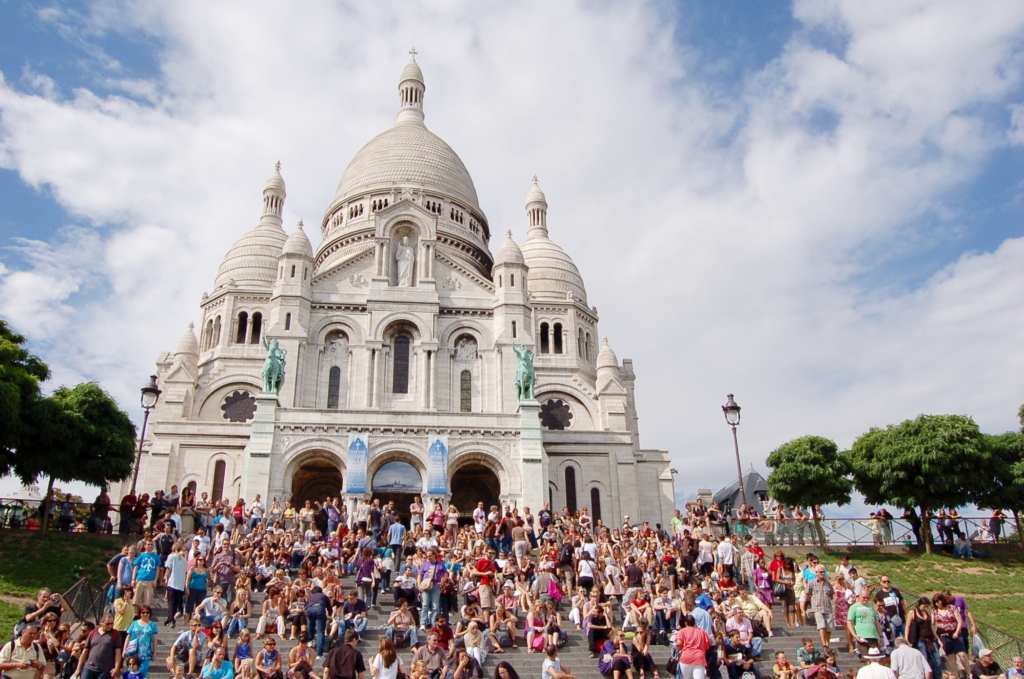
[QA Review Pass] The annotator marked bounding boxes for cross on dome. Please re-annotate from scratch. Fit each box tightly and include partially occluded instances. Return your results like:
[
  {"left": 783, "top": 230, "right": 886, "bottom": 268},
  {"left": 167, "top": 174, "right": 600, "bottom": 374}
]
[
  {"left": 532, "top": 174, "right": 538, "bottom": 185},
  {"left": 275, "top": 160, "right": 281, "bottom": 172},
  {"left": 409, "top": 47, "right": 418, "bottom": 60},
  {"left": 297, "top": 219, "right": 304, "bottom": 228}
]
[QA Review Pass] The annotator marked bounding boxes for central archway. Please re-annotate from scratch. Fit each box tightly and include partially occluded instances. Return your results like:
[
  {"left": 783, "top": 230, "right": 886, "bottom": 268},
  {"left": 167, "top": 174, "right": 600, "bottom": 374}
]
[
  {"left": 291, "top": 455, "right": 343, "bottom": 507},
  {"left": 449, "top": 463, "right": 500, "bottom": 519},
  {"left": 372, "top": 461, "right": 422, "bottom": 525}
]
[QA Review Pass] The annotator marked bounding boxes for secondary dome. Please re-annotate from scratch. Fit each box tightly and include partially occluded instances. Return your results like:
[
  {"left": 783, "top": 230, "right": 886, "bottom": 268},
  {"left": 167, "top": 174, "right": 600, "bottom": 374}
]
[
  {"left": 334, "top": 121, "right": 480, "bottom": 211},
  {"left": 520, "top": 179, "right": 587, "bottom": 304},
  {"left": 174, "top": 323, "right": 199, "bottom": 358},
  {"left": 216, "top": 165, "right": 288, "bottom": 288},
  {"left": 282, "top": 221, "right": 313, "bottom": 258}
]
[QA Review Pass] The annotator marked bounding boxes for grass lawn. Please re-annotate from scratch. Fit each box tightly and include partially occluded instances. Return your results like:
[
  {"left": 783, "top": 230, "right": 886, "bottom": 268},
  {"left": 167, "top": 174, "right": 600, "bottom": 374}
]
[
  {"left": 817, "top": 552, "right": 1024, "bottom": 638},
  {"left": 0, "top": 531, "right": 121, "bottom": 635}
]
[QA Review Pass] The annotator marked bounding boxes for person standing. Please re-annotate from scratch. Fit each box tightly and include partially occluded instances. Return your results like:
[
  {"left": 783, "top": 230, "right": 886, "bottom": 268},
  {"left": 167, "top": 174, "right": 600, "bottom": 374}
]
[
  {"left": 857, "top": 648, "right": 896, "bottom": 679},
  {"left": 807, "top": 565, "right": 836, "bottom": 649},
  {"left": 418, "top": 548, "right": 447, "bottom": 629},
  {"left": 324, "top": 630, "right": 364, "bottom": 679},
  {"left": 132, "top": 542, "right": 161, "bottom": 608},
  {"left": 73, "top": 615, "right": 121, "bottom": 679},
  {"left": 874, "top": 577, "right": 908, "bottom": 640},
  {"left": 164, "top": 541, "right": 188, "bottom": 627},
  {"left": 305, "top": 586, "right": 332, "bottom": 661},
  {"left": 889, "top": 637, "right": 931, "bottom": 679},
  {"left": 848, "top": 590, "right": 883, "bottom": 657}
]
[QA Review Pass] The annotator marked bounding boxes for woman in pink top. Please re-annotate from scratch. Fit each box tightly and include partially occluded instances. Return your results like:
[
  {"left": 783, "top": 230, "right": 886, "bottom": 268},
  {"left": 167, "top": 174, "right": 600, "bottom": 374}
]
[{"left": 674, "top": 614, "right": 712, "bottom": 679}]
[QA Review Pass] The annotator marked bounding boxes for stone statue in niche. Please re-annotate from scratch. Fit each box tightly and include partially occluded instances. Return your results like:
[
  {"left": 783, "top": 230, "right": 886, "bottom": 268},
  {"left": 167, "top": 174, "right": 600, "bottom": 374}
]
[
  {"left": 324, "top": 335, "right": 348, "bottom": 360},
  {"left": 454, "top": 337, "right": 477, "bottom": 361},
  {"left": 395, "top": 236, "right": 415, "bottom": 287}
]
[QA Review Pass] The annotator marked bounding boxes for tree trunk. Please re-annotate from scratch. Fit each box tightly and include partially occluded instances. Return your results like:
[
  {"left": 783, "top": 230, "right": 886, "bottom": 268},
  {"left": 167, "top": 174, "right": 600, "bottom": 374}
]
[
  {"left": 39, "top": 476, "right": 55, "bottom": 533},
  {"left": 921, "top": 505, "right": 932, "bottom": 555}
]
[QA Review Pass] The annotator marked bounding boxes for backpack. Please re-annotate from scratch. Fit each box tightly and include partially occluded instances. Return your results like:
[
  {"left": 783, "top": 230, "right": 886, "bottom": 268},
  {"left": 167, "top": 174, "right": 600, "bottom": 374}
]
[
  {"left": 87, "top": 629, "right": 121, "bottom": 651},
  {"left": 559, "top": 545, "right": 573, "bottom": 566}
]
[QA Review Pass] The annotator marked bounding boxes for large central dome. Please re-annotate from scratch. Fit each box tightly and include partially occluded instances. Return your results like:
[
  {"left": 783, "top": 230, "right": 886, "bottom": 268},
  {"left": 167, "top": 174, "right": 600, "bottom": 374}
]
[{"left": 334, "top": 123, "right": 480, "bottom": 210}]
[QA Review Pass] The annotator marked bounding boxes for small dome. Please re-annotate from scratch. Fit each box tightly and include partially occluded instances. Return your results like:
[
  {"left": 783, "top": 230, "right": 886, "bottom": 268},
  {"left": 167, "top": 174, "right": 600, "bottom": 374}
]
[
  {"left": 265, "top": 161, "right": 285, "bottom": 195},
  {"left": 526, "top": 176, "right": 547, "bottom": 208},
  {"left": 282, "top": 221, "right": 313, "bottom": 259},
  {"left": 174, "top": 323, "right": 199, "bottom": 358},
  {"left": 215, "top": 222, "right": 287, "bottom": 288},
  {"left": 400, "top": 59, "right": 424, "bottom": 86},
  {"left": 495, "top": 230, "right": 525, "bottom": 267},
  {"left": 596, "top": 337, "right": 618, "bottom": 371}
]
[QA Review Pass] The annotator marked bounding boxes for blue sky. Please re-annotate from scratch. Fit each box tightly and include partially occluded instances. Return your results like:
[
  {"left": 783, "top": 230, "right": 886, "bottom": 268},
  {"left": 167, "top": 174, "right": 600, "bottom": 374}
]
[{"left": 2, "top": 1, "right": 1024, "bottom": 516}]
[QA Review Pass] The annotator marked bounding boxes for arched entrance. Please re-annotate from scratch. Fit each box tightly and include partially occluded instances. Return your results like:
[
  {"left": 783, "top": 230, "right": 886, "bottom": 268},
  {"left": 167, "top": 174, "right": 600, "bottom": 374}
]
[
  {"left": 291, "top": 455, "right": 343, "bottom": 507},
  {"left": 372, "top": 461, "right": 422, "bottom": 525},
  {"left": 450, "top": 463, "right": 500, "bottom": 519}
]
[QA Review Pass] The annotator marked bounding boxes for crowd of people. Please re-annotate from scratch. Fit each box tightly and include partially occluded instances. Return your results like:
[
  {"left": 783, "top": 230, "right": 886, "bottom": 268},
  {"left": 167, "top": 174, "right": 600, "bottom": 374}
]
[{"left": 2, "top": 489, "right": 1012, "bottom": 679}]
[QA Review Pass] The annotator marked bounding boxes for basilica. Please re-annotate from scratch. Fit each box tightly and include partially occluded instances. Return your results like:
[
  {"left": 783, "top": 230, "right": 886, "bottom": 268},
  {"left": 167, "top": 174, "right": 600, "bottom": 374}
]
[{"left": 126, "top": 56, "right": 676, "bottom": 527}]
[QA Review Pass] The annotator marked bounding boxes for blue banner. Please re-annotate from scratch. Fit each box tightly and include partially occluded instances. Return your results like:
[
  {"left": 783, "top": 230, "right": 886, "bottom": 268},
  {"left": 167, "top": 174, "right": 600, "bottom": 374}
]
[
  {"left": 427, "top": 435, "right": 449, "bottom": 494},
  {"left": 346, "top": 433, "right": 368, "bottom": 494}
]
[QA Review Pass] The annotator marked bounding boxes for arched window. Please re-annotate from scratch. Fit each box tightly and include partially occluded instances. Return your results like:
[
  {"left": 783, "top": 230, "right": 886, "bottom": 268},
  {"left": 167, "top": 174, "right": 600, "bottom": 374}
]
[
  {"left": 236, "top": 312, "right": 248, "bottom": 344},
  {"left": 290, "top": 265, "right": 296, "bottom": 278},
  {"left": 578, "top": 329, "right": 584, "bottom": 356},
  {"left": 213, "top": 316, "right": 221, "bottom": 346},
  {"left": 591, "top": 488, "right": 602, "bottom": 522},
  {"left": 204, "top": 320, "right": 214, "bottom": 350},
  {"left": 393, "top": 334, "right": 411, "bottom": 394},
  {"left": 510, "top": 273, "right": 515, "bottom": 287},
  {"left": 498, "top": 275, "right": 502, "bottom": 288},
  {"left": 460, "top": 370, "right": 472, "bottom": 412},
  {"left": 553, "top": 323, "right": 563, "bottom": 354},
  {"left": 212, "top": 460, "right": 226, "bottom": 502},
  {"left": 585, "top": 332, "right": 592, "bottom": 361},
  {"left": 327, "top": 366, "right": 341, "bottom": 408},
  {"left": 565, "top": 467, "right": 578, "bottom": 514},
  {"left": 285, "top": 313, "right": 291, "bottom": 331},
  {"left": 249, "top": 312, "right": 262, "bottom": 344},
  {"left": 512, "top": 321, "right": 516, "bottom": 339},
  {"left": 540, "top": 323, "right": 550, "bottom": 354}
]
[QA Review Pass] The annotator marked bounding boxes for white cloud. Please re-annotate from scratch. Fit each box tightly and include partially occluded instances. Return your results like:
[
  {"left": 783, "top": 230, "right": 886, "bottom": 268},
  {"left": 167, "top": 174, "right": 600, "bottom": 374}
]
[{"left": 1, "top": 0, "right": 1024, "bottom": 507}]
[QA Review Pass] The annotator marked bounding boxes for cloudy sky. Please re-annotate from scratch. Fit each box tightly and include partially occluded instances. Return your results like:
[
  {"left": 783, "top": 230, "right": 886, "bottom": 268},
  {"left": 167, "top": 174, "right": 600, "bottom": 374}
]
[{"left": 2, "top": 1, "right": 1024, "bottom": 513}]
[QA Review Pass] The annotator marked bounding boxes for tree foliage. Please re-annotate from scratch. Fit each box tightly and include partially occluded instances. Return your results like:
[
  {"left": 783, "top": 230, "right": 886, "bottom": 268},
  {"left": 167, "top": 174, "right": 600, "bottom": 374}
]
[
  {"left": 0, "top": 320, "right": 50, "bottom": 475},
  {"left": 848, "top": 414, "right": 989, "bottom": 551},
  {"left": 972, "top": 432, "right": 1024, "bottom": 514},
  {"left": 19, "top": 383, "right": 136, "bottom": 488},
  {"left": 765, "top": 435, "right": 852, "bottom": 508}
]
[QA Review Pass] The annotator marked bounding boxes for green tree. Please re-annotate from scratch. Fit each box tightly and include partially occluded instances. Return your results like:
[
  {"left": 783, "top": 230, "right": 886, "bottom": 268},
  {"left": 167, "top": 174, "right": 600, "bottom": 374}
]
[
  {"left": 766, "top": 435, "right": 853, "bottom": 507},
  {"left": 20, "top": 383, "right": 136, "bottom": 531},
  {"left": 0, "top": 320, "right": 50, "bottom": 475},
  {"left": 848, "top": 414, "right": 990, "bottom": 553},
  {"left": 973, "top": 431, "right": 1024, "bottom": 545}
]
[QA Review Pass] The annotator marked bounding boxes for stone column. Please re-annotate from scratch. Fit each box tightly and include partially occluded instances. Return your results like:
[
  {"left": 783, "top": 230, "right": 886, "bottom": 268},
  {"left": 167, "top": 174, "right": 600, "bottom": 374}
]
[
  {"left": 240, "top": 393, "right": 278, "bottom": 502},
  {"left": 517, "top": 399, "right": 547, "bottom": 516}
]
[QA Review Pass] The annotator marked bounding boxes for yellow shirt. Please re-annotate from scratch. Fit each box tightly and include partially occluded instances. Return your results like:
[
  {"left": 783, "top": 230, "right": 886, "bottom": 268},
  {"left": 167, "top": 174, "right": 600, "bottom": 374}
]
[{"left": 114, "top": 597, "right": 135, "bottom": 632}]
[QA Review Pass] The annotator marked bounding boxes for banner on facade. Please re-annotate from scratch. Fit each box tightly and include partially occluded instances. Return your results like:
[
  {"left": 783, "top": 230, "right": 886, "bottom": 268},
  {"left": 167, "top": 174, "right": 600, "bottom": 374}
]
[
  {"left": 427, "top": 435, "right": 449, "bottom": 495},
  {"left": 346, "top": 433, "right": 368, "bottom": 494}
]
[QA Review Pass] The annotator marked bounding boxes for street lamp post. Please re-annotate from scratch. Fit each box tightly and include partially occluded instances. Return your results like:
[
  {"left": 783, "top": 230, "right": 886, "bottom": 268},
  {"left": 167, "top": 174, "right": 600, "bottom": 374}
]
[
  {"left": 130, "top": 375, "right": 162, "bottom": 496},
  {"left": 722, "top": 393, "right": 745, "bottom": 509}
]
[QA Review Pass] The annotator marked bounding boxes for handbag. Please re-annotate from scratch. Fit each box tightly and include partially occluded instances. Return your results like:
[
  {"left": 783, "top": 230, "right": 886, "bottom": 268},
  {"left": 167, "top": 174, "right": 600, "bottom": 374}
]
[
  {"left": 418, "top": 565, "right": 436, "bottom": 592},
  {"left": 772, "top": 581, "right": 787, "bottom": 597},
  {"left": 666, "top": 649, "right": 679, "bottom": 675},
  {"left": 547, "top": 577, "right": 564, "bottom": 601}
]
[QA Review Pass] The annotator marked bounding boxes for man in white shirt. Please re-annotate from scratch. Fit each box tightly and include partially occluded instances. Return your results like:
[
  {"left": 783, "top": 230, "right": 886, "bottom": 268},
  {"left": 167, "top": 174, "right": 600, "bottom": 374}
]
[
  {"left": 249, "top": 494, "right": 265, "bottom": 531},
  {"left": 473, "top": 502, "right": 486, "bottom": 535},
  {"left": 858, "top": 648, "right": 897, "bottom": 679},
  {"left": 716, "top": 535, "right": 737, "bottom": 578},
  {"left": 890, "top": 637, "right": 931, "bottom": 679}
]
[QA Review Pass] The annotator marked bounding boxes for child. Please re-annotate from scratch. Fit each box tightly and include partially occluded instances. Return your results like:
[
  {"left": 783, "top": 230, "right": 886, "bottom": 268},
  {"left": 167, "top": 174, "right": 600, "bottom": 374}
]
[
  {"left": 773, "top": 651, "right": 795, "bottom": 679},
  {"left": 122, "top": 656, "right": 145, "bottom": 679},
  {"left": 410, "top": 659, "right": 429, "bottom": 679},
  {"left": 234, "top": 629, "right": 253, "bottom": 672}
]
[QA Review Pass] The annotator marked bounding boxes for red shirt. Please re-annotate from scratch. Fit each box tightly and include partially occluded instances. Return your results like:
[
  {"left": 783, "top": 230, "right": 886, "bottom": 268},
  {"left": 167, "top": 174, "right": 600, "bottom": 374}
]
[
  {"left": 430, "top": 624, "right": 455, "bottom": 648},
  {"left": 475, "top": 558, "right": 496, "bottom": 587},
  {"left": 675, "top": 626, "right": 711, "bottom": 666}
]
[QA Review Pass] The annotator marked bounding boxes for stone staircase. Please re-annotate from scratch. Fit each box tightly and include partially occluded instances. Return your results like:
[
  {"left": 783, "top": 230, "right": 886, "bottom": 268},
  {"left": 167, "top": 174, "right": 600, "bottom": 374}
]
[{"left": 138, "top": 579, "right": 859, "bottom": 677}]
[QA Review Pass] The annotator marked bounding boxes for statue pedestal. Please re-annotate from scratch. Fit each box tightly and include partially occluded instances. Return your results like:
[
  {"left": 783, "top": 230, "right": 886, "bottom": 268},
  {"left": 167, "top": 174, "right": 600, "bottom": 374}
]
[
  {"left": 517, "top": 399, "right": 547, "bottom": 513},
  {"left": 240, "top": 393, "right": 278, "bottom": 502}
]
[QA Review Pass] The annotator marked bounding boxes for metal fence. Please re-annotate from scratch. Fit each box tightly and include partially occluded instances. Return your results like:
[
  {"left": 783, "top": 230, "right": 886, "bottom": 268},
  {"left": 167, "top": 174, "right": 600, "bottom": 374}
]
[
  {"left": 0, "top": 498, "right": 123, "bottom": 533},
  {"left": 731, "top": 516, "right": 1015, "bottom": 547}
]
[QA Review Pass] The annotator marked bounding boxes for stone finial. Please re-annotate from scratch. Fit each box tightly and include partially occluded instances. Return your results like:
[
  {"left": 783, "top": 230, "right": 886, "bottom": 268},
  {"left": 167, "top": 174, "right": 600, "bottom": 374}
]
[
  {"left": 188, "top": 322, "right": 195, "bottom": 332},
  {"left": 532, "top": 174, "right": 538, "bottom": 185},
  {"left": 275, "top": 160, "right": 281, "bottom": 172},
  {"left": 297, "top": 219, "right": 304, "bottom": 228},
  {"left": 603, "top": 336, "right": 609, "bottom": 345},
  {"left": 506, "top": 229, "right": 513, "bottom": 238},
  {"left": 409, "top": 47, "right": 418, "bottom": 60}
]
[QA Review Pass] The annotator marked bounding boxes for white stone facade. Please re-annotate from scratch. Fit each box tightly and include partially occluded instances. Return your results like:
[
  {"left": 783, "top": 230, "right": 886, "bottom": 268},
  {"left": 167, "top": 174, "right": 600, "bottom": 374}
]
[{"left": 125, "top": 56, "right": 676, "bottom": 527}]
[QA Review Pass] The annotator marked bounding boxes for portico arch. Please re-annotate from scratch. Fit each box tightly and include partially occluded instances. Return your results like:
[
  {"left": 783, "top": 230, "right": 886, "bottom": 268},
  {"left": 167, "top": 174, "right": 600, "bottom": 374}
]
[
  {"left": 448, "top": 452, "right": 506, "bottom": 517},
  {"left": 283, "top": 449, "right": 345, "bottom": 507}
]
